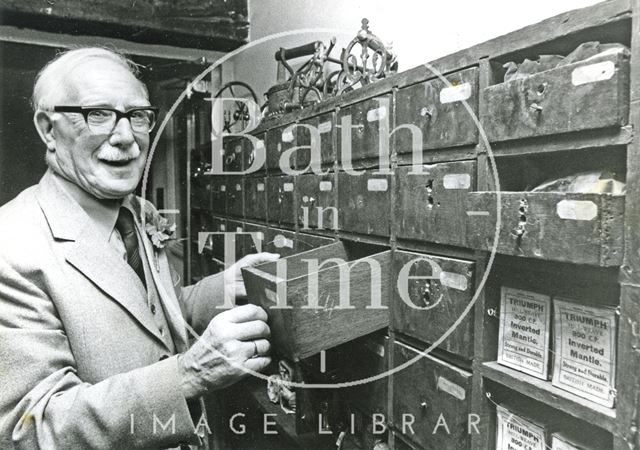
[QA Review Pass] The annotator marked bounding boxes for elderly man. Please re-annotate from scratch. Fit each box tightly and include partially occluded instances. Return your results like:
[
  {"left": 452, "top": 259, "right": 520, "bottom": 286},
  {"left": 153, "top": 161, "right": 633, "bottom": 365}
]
[{"left": 0, "top": 47, "right": 276, "bottom": 449}]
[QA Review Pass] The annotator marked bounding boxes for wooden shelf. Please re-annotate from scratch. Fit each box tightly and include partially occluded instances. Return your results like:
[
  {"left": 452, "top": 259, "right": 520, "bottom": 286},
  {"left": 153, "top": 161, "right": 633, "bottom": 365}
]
[{"left": 481, "top": 361, "right": 616, "bottom": 433}]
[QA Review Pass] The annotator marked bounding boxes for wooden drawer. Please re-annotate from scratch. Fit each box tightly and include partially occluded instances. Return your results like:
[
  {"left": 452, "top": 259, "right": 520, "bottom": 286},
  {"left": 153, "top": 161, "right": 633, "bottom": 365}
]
[
  {"left": 191, "top": 174, "right": 212, "bottom": 210},
  {"left": 338, "top": 94, "right": 391, "bottom": 163},
  {"left": 295, "top": 173, "right": 336, "bottom": 231},
  {"left": 210, "top": 176, "right": 226, "bottom": 214},
  {"left": 392, "top": 341, "right": 472, "bottom": 450},
  {"left": 297, "top": 112, "right": 335, "bottom": 169},
  {"left": 465, "top": 192, "right": 624, "bottom": 266},
  {"left": 482, "top": 52, "right": 630, "bottom": 142},
  {"left": 395, "top": 67, "right": 479, "bottom": 152},
  {"left": 266, "top": 125, "right": 296, "bottom": 171},
  {"left": 207, "top": 216, "right": 227, "bottom": 261},
  {"left": 244, "top": 133, "right": 265, "bottom": 173},
  {"left": 392, "top": 251, "right": 475, "bottom": 359},
  {"left": 346, "top": 335, "right": 389, "bottom": 416},
  {"left": 266, "top": 175, "right": 295, "bottom": 226},
  {"left": 242, "top": 241, "right": 391, "bottom": 360},
  {"left": 396, "top": 161, "right": 476, "bottom": 247},
  {"left": 223, "top": 136, "right": 243, "bottom": 172},
  {"left": 243, "top": 176, "right": 267, "bottom": 220},
  {"left": 226, "top": 176, "right": 244, "bottom": 217},
  {"left": 338, "top": 171, "right": 391, "bottom": 236}
]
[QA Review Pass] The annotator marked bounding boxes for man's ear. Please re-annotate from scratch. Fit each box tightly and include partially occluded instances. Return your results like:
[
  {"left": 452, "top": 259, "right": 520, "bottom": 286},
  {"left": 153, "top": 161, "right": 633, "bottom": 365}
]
[{"left": 33, "top": 111, "right": 56, "bottom": 151}]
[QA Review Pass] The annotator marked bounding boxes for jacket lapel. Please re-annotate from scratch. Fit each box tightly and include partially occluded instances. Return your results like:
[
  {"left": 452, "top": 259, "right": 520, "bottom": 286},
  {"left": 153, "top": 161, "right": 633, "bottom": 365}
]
[{"left": 35, "top": 170, "right": 168, "bottom": 348}]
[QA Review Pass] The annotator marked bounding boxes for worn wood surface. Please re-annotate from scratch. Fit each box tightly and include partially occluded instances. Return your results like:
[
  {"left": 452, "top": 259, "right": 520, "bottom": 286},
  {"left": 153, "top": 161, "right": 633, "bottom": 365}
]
[
  {"left": 225, "top": 176, "right": 244, "bottom": 218},
  {"left": 265, "top": 125, "right": 295, "bottom": 172},
  {"left": 395, "top": 67, "right": 479, "bottom": 153},
  {"left": 223, "top": 137, "right": 244, "bottom": 173},
  {"left": 395, "top": 161, "right": 476, "bottom": 248},
  {"left": 482, "top": 52, "right": 630, "bottom": 142},
  {"left": 266, "top": 175, "right": 295, "bottom": 226},
  {"left": 242, "top": 242, "right": 391, "bottom": 360},
  {"left": 296, "top": 112, "right": 336, "bottom": 169},
  {"left": 392, "top": 251, "right": 475, "bottom": 360},
  {"left": 466, "top": 192, "right": 625, "bottom": 266},
  {"left": 338, "top": 171, "right": 391, "bottom": 237},
  {"left": 243, "top": 176, "right": 267, "bottom": 221},
  {"left": 392, "top": 341, "right": 472, "bottom": 450},
  {"left": 210, "top": 176, "right": 226, "bottom": 214},
  {"left": 344, "top": 335, "right": 389, "bottom": 417},
  {"left": 337, "top": 95, "right": 392, "bottom": 163},
  {"left": 295, "top": 173, "right": 336, "bottom": 231},
  {"left": 1, "top": 0, "right": 248, "bottom": 50}
]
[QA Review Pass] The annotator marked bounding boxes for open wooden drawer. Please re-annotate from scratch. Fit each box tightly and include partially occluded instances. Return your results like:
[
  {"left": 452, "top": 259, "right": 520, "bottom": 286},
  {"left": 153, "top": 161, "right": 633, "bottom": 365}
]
[
  {"left": 466, "top": 192, "right": 624, "bottom": 266},
  {"left": 242, "top": 241, "right": 391, "bottom": 360}
]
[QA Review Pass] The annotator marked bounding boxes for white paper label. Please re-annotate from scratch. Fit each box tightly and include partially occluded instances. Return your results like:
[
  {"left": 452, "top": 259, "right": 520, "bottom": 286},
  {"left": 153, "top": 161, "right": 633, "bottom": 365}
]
[
  {"left": 235, "top": 183, "right": 241, "bottom": 191},
  {"left": 496, "top": 406, "right": 546, "bottom": 450},
  {"left": 552, "top": 299, "right": 616, "bottom": 406},
  {"left": 556, "top": 200, "right": 598, "bottom": 221},
  {"left": 319, "top": 181, "right": 333, "bottom": 191},
  {"left": 571, "top": 61, "right": 615, "bottom": 86},
  {"left": 366, "top": 107, "right": 387, "bottom": 122},
  {"left": 220, "top": 224, "right": 226, "bottom": 231},
  {"left": 551, "top": 434, "right": 582, "bottom": 450},
  {"left": 282, "top": 129, "right": 294, "bottom": 143},
  {"left": 443, "top": 173, "right": 471, "bottom": 190},
  {"left": 497, "top": 287, "right": 551, "bottom": 379},
  {"left": 283, "top": 182, "right": 294, "bottom": 192},
  {"left": 439, "top": 82, "right": 472, "bottom": 104},
  {"left": 436, "top": 376, "right": 466, "bottom": 400},
  {"left": 367, "top": 178, "right": 388, "bottom": 192},
  {"left": 318, "top": 121, "right": 332, "bottom": 133},
  {"left": 220, "top": 185, "right": 226, "bottom": 192},
  {"left": 257, "top": 183, "right": 265, "bottom": 192},
  {"left": 439, "top": 271, "right": 468, "bottom": 291}
]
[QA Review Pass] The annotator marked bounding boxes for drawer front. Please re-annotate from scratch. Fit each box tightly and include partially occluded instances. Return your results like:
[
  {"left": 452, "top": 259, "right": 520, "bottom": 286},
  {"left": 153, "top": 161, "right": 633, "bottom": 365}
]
[
  {"left": 296, "top": 173, "right": 336, "bottom": 231},
  {"left": 210, "top": 176, "right": 227, "bottom": 214},
  {"left": 346, "top": 335, "right": 389, "bottom": 416},
  {"left": 396, "top": 161, "right": 476, "bottom": 247},
  {"left": 392, "top": 341, "right": 472, "bottom": 450},
  {"left": 225, "top": 220, "right": 248, "bottom": 260},
  {"left": 243, "top": 176, "right": 267, "bottom": 220},
  {"left": 393, "top": 251, "right": 475, "bottom": 359},
  {"left": 396, "top": 67, "right": 479, "bottom": 152},
  {"left": 191, "top": 174, "right": 212, "bottom": 210},
  {"left": 266, "top": 125, "right": 296, "bottom": 171},
  {"left": 297, "top": 112, "right": 335, "bottom": 169},
  {"left": 482, "top": 52, "right": 630, "bottom": 142},
  {"left": 466, "top": 192, "right": 624, "bottom": 266},
  {"left": 226, "top": 177, "right": 244, "bottom": 217},
  {"left": 266, "top": 175, "right": 296, "bottom": 225},
  {"left": 208, "top": 216, "right": 227, "bottom": 261},
  {"left": 243, "top": 133, "right": 265, "bottom": 173},
  {"left": 223, "top": 136, "right": 243, "bottom": 172},
  {"left": 338, "top": 95, "right": 391, "bottom": 164},
  {"left": 338, "top": 171, "right": 391, "bottom": 236}
]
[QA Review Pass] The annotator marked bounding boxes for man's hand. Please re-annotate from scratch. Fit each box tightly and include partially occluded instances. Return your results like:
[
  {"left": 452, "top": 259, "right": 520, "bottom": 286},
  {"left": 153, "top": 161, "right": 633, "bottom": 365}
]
[
  {"left": 224, "top": 252, "right": 280, "bottom": 301},
  {"left": 177, "top": 304, "right": 271, "bottom": 399}
]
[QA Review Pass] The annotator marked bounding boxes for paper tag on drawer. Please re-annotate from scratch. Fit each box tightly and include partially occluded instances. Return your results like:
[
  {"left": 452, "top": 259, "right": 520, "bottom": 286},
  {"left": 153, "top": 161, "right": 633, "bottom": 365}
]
[
  {"left": 283, "top": 182, "right": 294, "bottom": 192},
  {"left": 273, "top": 234, "right": 294, "bottom": 249},
  {"left": 220, "top": 185, "right": 226, "bottom": 192},
  {"left": 235, "top": 183, "right": 242, "bottom": 191},
  {"left": 436, "top": 376, "right": 465, "bottom": 400},
  {"left": 367, "top": 106, "right": 387, "bottom": 122},
  {"left": 318, "top": 121, "right": 332, "bottom": 133},
  {"left": 319, "top": 181, "right": 333, "bottom": 191},
  {"left": 257, "top": 182, "right": 265, "bottom": 192},
  {"left": 219, "top": 224, "right": 226, "bottom": 231},
  {"left": 367, "top": 178, "right": 388, "bottom": 192},
  {"left": 556, "top": 200, "right": 598, "bottom": 221},
  {"left": 443, "top": 173, "right": 471, "bottom": 190},
  {"left": 440, "top": 271, "right": 468, "bottom": 291},
  {"left": 439, "top": 82, "right": 472, "bottom": 104},
  {"left": 235, "top": 144, "right": 242, "bottom": 154},
  {"left": 571, "top": 61, "right": 615, "bottom": 86},
  {"left": 282, "top": 129, "right": 294, "bottom": 143}
]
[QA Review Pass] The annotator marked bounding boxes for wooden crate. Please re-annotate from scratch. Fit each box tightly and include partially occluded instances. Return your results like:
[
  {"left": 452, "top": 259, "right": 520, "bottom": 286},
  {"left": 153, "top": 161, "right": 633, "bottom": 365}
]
[
  {"left": 395, "top": 161, "right": 476, "bottom": 247},
  {"left": 482, "top": 51, "right": 630, "bottom": 142},
  {"left": 392, "top": 250, "right": 475, "bottom": 359},
  {"left": 242, "top": 241, "right": 391, "bottom": 360},
  {"left": 395, "top": 67, "right": 479, "bottom": 152},
  {"left": 392, "top": 340, "right": 472, "bottom": 450},
  {"left": 338, "top": 171, "right": 391, "bottom": 237},
  {"left": 466, "top": 192, "right": 624, "bottom": 266}
]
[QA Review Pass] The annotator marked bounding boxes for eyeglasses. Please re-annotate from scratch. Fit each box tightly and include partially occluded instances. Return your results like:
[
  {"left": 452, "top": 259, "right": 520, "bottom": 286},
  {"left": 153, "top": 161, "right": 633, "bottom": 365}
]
[{"left": 53, "top": 106, "right": 159, "bottom": 134}]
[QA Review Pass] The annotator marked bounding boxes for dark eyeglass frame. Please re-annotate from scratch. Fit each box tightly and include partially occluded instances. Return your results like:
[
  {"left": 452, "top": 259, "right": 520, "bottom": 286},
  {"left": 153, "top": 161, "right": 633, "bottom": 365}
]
[{"left": 53, "top": 106, "right": 159, "bottom": 133}]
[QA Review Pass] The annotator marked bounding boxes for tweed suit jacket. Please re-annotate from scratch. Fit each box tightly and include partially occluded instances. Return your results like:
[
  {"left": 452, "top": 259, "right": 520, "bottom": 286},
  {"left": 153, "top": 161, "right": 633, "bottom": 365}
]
[{"left": 0, "top": 170, "right": 224, "bottom": 449}]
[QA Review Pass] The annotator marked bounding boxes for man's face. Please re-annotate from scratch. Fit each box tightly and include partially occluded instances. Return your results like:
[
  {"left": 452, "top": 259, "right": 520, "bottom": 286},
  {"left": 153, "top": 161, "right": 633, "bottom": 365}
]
[{"left": 48, "top": 59, "right": 151, "bottom": 199}]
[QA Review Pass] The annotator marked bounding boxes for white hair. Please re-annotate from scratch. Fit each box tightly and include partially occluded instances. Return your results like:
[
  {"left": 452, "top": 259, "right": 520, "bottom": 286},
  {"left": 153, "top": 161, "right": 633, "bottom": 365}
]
[{"left": 32, "top": 46, "right": 147, "bottom": 111}]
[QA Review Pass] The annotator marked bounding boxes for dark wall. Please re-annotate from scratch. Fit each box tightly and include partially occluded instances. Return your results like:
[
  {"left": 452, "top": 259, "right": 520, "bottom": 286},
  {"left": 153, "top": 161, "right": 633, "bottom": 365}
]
[{"left": 0, "top": 42, "right": 56, "bottom": 206}]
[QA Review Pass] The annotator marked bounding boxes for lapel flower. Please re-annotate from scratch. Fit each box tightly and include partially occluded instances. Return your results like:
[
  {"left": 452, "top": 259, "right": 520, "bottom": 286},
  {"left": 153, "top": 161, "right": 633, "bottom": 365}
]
[{"left": 145, "top": 213, "right": 176, "bottom": 249}]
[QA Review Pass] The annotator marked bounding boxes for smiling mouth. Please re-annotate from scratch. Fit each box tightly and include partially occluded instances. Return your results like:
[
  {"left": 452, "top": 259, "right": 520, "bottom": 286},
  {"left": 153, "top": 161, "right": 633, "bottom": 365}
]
[{"left": 100, "top": 159, "right": 135, "bottom": 167}]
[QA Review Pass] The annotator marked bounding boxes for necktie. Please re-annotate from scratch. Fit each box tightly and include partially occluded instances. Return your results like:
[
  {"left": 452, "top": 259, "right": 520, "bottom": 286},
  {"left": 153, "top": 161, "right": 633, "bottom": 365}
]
[{"left": 115, "top": 207, "right": 146, "bottom": 289}]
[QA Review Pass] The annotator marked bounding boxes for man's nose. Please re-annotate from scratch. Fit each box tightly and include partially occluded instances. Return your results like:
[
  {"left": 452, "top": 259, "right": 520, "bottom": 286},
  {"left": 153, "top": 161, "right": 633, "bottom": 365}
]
[{"left": 109, "top": 117, "right": 136, "bottom": 147}]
